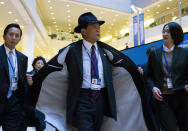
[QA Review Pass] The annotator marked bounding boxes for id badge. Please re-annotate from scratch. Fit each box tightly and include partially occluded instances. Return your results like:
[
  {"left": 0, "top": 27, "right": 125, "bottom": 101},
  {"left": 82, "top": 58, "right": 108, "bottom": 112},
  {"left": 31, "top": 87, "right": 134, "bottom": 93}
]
[
  {"left": 91, "top": 78, "right": 101, "bottom": 90},
  {"left": 11, "top": 76, "right": 18, "bottom": 91},
  {"left": 167, "top": 78, "right": 173, "bottom": 88}
]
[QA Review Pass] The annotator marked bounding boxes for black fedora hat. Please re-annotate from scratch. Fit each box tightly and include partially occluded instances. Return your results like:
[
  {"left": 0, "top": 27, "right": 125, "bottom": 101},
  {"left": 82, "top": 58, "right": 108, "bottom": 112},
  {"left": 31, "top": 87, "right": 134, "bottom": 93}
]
[{"left": 74, "top": 12, "right": 105, "bottom": 33}]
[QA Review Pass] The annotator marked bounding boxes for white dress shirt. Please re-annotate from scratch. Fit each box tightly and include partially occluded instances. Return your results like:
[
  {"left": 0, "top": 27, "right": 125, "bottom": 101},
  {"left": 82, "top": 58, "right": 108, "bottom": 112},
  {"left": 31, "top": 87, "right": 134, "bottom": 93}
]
[
  {"left": 4, "top": 45, "right": 18, "bottom": 80},
  {"left": 163, "top": 44, "right": 175, "bottom": 52},
  {"left": 81, "top": 39, "right": 105, "bottom": 89}
]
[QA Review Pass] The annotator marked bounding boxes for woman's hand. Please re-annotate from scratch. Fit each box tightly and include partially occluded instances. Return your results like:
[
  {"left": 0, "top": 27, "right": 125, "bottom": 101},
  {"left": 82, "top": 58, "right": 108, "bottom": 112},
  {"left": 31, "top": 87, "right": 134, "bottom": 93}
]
[
  {"left": 152, "top": 87, "right": 163, "bottom": 101},
  {"left": 26, "top": 74, "right": 33, "bottom": 86},
  {"left": 137, "top": 66, "right": 144, "bottom": 76},
  {"left": 185, "top": 85, "right": 188, "bottom": 92}
]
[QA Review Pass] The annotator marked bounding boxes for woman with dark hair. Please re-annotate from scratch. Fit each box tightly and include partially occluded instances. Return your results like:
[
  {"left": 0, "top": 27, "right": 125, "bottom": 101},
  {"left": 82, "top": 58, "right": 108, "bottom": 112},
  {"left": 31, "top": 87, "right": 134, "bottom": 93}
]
[
  {"left": 23, "top": 56, "right": 46, "bottom": 131},
  {"left": 30, "top": 56, "right": 46, "bottom": 75},
  {"left": 147, "top": 22, "right": 188, "bottom": 131}
]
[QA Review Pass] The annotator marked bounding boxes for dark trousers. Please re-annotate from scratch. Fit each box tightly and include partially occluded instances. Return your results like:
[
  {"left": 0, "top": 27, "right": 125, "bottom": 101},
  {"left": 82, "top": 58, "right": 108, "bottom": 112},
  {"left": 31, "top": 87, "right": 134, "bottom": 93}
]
[
  {"left": 0, "top": 94, "right": 23, "bottom": 131},
  {"left": 154, "top": 92, "right": 188, "bottom": 131},
  {"left": 76, "top": 88, "right": 107, "bottom": 131},
  {"left": 22, "top": 106, "right": 45, "bottom": 131}
]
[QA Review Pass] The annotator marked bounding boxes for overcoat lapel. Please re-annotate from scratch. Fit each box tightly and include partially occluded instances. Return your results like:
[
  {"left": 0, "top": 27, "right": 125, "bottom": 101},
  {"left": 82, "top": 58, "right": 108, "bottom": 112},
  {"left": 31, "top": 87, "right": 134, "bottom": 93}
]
[{"left": 73, "top": 40, "right": 83, "bottom": 76}]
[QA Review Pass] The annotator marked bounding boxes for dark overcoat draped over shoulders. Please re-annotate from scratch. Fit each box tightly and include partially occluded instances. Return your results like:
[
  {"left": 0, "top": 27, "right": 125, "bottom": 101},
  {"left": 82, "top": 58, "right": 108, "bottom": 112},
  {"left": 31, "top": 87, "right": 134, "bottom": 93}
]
[{"left": 33, "top": 40, "right": 148, "bottom": 131}]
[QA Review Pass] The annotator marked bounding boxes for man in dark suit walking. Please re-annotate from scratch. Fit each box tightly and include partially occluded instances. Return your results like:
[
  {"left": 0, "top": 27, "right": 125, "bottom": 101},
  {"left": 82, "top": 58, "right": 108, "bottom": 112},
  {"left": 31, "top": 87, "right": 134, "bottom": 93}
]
[
  {"left": 28, "top": 12, "right": 147, "bottom": 131},
  {"left": 0, "top": 23, "right": 28, "bottom": 131}
]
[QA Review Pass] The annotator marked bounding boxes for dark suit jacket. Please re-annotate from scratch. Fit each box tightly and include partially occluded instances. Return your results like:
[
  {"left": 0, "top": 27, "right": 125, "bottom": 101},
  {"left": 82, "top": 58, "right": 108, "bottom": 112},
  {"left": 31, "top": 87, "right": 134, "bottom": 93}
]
[
  {"left": 33, "top": 40, "right": 145, "bottom": 127},
  {"left": 33, "top": 40, "right": 116, "bottom": 125},
  {"left": 0, "top": 44, "right": 28, "bottom": 116},
  {"left": 147, "top": 46, "right": 188, "bottom": 92}
]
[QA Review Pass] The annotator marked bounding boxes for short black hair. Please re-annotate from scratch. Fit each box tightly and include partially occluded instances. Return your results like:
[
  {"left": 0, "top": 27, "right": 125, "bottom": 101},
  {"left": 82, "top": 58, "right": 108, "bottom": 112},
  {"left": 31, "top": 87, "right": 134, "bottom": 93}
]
[
  {"left": 163, "top": 22, "right": 184, "bottom": 46},
  {"left": 4, "top": 23, "right": 22, "bottom": 37},
  {"left": 32, "top": 56, "right": 46, "bottom": 69}
]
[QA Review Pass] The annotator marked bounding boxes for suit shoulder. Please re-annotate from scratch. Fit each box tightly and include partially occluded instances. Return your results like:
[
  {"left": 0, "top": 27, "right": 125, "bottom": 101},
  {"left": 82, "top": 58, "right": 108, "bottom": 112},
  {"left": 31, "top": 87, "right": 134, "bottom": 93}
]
[
  {"left": 16, "top": 50, "right": 28, "bottom": 59},
  {"left": 58, "top": 40, "right": 82, "bottom": 53}
]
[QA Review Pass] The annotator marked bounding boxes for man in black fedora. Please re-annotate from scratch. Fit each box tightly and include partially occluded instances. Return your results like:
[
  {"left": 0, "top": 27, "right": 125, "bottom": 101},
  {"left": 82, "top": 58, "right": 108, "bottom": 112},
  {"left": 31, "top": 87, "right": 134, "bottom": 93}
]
[{"left": 28, "top": 12, "right": 147, "bottom": 131}]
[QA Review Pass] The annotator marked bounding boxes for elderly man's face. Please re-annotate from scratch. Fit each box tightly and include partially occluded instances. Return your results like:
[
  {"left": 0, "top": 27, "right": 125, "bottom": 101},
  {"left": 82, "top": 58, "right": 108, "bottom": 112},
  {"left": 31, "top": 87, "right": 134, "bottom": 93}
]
[{"left": 82, "top": 23, "right": 100, "bottom": 43}]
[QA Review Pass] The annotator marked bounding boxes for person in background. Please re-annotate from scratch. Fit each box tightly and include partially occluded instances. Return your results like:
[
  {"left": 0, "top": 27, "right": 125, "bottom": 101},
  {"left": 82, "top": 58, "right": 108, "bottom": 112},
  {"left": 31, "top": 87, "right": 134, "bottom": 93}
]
[
  {"left": 0, "top": 23, "right": 28, "bottom": 130},
  {"left": 142, "top": 46, "right": 160, "bottom": 131},
  {"left": 23, "top": 56, "right": 46, "bottom": 131},
  {"left": 147, "top": 22, "right": 188, "bottom": 131}
]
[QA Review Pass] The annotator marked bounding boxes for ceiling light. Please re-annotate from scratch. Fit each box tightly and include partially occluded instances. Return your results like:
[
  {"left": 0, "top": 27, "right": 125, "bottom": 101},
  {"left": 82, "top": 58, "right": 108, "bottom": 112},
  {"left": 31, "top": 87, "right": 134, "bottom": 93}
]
[
  {"left": 66, "top": 4, "right": 70, "bottom": 7},
  {"left": 131, "top": 5, "right": 138, "bottom": 13},
  {"left": 172, "top": 16, "right": 177, "bottom": 21},
  {"left": 14, "top": 19, "right": 18, "bottom": 22},
  {"left": 169, "top": 0, "right": 172, "bottom": 1},
  {"left": 84, "top": 8, "right": 88, "bottom": 10},
  {"left": 147, "top": 16, "right": 150, "bottom": 18},
  {"left": 147, "top": 9, "right": 150, "bottom": 12},
  {"left": 115, "top": 14, "right": 119, "bottom": 17},
  {"left": 156, "top": 12, "right": 159, "bottom": 14},
  {"left": 50, "top": 12, "right": 54, "bottom": 15},
  {"left": 56, "top": 29, "right": 59, "bottom": 31},
  {"left": 0, "top": 27, "right": 3, "bottom": 30},
  {"left": 52, "top": 17, "right": 55, "bottom": 20},
  {"left": 101, "top": 35, "right": 112, "bottom": 42},
  {"left": 68, "top": 24, "right": 71, "bottom": 26},
  {"left": 145, "top": 18, "right": 154, "bottom": 27},
  {"left": 120, "top": 28, "right": 129, "bottom": 35},
  {"left": 48, "top": 0, "right": 51, "bottom": 3},
  {"left": 49, "top": 6, "right": 53, "bottom": 9},
  {"left": 20, "top": 25, "right": 24, "bottom": 29},
  {"left": 131, "top": 5, "right": 142, "bottom": 13},
  {"left": 53, "top": 21, "right": 56, "bottom": 24},
  {"left": 67, "top": 10, "right": 70, "bottom": 13},
  {"left": 157, "top": 4, "right": 160, "bottom": 7},
  {"left": 0, "top": 1, "right": 4, "bottom": 4},
  {"left": 111, "top": 23, "right": 114, "bottom": 26},
  {"left": 68, "top": 15, "right": 71, "bottom": 18},
  {"left": 166, "top": 7, "right": 170, "bottom": 9},
  {"left": 8, "top": 11, "right": 12, "bottom": 14}
]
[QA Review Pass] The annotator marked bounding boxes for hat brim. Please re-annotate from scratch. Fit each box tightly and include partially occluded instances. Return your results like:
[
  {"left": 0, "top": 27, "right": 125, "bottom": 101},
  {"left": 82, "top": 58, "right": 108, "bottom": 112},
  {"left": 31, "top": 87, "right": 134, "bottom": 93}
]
[{"left": 74, "top": 20, "right": 105, "bottom": 33}]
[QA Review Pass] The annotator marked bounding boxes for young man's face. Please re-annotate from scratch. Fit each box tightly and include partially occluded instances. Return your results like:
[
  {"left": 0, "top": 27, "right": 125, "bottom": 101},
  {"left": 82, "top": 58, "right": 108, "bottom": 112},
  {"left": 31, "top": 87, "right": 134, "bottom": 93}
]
[
  {"left": 3, "top": 27, "right": 21, "bottom": 49},
  {"left": 82, "top": 23, "right": 100, "bottom": 43}
]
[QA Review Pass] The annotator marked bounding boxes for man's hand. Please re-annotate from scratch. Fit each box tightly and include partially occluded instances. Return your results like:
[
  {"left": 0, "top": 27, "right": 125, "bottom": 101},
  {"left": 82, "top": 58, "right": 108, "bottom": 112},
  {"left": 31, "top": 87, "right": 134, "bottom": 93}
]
[
  {"left": 137, "top": 66, "right": 144, "bottom": 76},
  {"left": 185, "top": 85, "right": 188, "bottom": 92},
  {"left": 26, "top": 74, "right": 33, "bottom": 86},
  {"left": 152, "top": 87, "right": 163, "bottom": 101}
]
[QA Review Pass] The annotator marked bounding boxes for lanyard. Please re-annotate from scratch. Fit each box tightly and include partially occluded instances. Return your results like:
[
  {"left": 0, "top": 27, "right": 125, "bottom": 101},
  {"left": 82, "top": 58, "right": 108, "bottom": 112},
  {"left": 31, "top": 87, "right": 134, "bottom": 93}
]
[
  {"left": 7, "top": 54, "right": 17, "bottom": 75},
  {"left": 83, "top": 44, "right": 99, "bottom": 77},
  {"left": 162, "top": 47, "right": 171, "bottom": 75}
]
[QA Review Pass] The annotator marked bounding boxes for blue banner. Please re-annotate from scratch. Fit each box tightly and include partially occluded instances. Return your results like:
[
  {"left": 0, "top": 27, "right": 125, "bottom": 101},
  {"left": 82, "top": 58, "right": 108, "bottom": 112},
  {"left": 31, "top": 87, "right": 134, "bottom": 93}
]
[
  {"left": 133, "top": 15, "right": 138, "bottom": 47},
  {"left": 139, "top": 13, "right": 145, "bottom": 45}
]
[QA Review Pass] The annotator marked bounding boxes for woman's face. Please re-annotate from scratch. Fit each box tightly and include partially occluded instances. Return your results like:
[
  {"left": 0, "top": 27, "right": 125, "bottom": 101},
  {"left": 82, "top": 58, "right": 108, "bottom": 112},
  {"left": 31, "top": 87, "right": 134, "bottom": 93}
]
[
  {"left": 34, "top": 60, "right": 44, "bottom": 72},
  {"left": 162, "top": 25, "right": 174, "bottom": 45}
]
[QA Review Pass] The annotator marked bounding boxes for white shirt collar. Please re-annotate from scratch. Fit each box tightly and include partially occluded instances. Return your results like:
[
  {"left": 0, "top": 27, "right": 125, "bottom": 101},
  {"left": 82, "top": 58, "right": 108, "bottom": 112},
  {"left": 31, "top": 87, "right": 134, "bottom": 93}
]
[
  {"left": 163, "top": 44, "right": 175, "bottom": 53},
  {"left": 83, "top": 39, "right": 98, "bottom": 52},
  {"left": 4, "top": 44, "right": 16, "bottom": 56}
]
